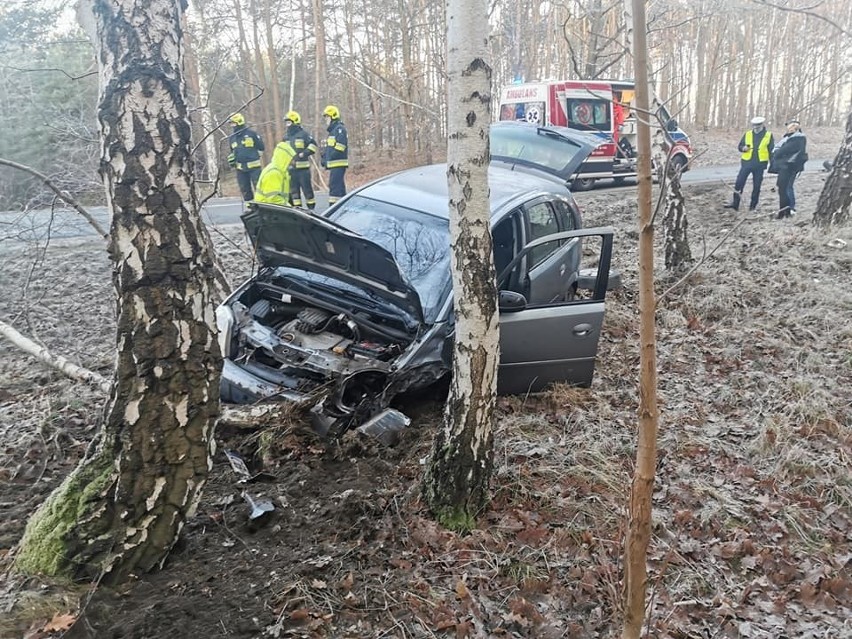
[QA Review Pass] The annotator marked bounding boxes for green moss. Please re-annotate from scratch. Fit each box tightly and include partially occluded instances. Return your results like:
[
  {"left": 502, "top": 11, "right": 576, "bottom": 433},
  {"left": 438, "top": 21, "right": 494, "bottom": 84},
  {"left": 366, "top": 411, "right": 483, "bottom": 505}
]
[
  {"left": 14, "top": 456, "right": 115, "bottom": 578},
  {"left": 434, "top": 507, "right": 477, "bottom": 533}
]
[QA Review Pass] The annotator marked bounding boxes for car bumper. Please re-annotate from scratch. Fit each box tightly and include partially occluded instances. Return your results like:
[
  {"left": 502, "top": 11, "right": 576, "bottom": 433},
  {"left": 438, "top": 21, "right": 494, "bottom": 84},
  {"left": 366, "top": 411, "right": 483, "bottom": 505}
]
[{"left": 220, "top": 359, "right": 313, "bottom": 405}]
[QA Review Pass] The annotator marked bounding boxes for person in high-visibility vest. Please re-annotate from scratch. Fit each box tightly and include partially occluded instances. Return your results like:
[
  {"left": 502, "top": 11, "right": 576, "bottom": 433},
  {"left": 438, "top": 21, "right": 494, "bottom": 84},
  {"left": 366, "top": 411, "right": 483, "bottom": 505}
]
[
  {"left": 321, "top": 105, "right": 348, "bottom": 205},
  {"left": 227, "top": 113, "right": 265, "bottom": 201},
  {"left": 252, "top": 140, "right": 297, "bottom": 205},
  {"left": 723, "top": 116, "right": 774, "bottom": 212}
]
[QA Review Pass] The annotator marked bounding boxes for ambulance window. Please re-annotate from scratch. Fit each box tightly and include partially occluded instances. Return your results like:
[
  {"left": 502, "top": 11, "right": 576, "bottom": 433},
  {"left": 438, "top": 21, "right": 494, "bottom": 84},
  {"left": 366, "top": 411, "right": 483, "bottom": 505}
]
[
  {"left": 499, "top": 104, "right": 516, "bottom": 121},
  {"left": 504, "top": 101, "right": 545, "bottom": 124},
  {"left": 566, "top": 99, "right": 611, "bottom": 132}
]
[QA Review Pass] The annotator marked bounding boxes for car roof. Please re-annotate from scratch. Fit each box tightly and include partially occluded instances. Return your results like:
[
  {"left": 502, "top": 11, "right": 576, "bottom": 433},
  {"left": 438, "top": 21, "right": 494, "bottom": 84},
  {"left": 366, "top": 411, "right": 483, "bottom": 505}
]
[{"left": 348, "top": 163, "right": 568, "bottom": 220}]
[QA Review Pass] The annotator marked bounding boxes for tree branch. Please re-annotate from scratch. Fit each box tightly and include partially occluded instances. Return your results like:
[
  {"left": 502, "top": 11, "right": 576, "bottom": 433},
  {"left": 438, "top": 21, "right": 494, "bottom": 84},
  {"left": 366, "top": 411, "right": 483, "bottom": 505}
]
[
  {"left": 0, "top": 157, "right": 109, "bottom": 239},
  {"left": 0, "top": 318, "right": 111, "bottom": 394},
  {"left": 750, "top": 0, "right": 852, "bottom": 38}
]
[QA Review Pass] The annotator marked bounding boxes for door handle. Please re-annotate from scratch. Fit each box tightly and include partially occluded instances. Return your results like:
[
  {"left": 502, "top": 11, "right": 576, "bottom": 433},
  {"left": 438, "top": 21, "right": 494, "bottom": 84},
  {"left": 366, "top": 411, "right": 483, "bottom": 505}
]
[
  {"left": 559, "top": 263, "right": 566, "bottom": 276},
  {"left": 573, "top": 323, "right": 592, "bottom": 336}
]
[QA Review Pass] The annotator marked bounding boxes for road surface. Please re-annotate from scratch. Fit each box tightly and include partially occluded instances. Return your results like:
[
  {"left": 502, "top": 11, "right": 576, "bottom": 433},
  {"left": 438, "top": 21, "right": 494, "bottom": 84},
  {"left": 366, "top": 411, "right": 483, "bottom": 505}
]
[{"left": 0, "top": 161, "right": 830, "bottom": 243}]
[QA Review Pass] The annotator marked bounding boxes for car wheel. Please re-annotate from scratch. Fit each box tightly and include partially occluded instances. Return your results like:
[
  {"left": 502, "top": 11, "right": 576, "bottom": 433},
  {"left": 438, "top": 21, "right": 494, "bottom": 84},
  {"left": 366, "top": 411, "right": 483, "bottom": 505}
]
[
  {"left": 577, "top": 268, "right": 622, "bottom": 291},
  {"left": 669, "top": 155, "right": 687, "bottom": 172},
  {"left": 571, "top": 177, "right": 596, "bottom": 191}
]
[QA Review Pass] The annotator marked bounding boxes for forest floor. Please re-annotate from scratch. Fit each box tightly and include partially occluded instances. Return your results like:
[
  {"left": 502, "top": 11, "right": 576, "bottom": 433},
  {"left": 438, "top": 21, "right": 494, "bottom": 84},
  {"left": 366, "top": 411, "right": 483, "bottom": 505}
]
[{"left": 0, "top": 128, "right": 850, "bottom": 638}]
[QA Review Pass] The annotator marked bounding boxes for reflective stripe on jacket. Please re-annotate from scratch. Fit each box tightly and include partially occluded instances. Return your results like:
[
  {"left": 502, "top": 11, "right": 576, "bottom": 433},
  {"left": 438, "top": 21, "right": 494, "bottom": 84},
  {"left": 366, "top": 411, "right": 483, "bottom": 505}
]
[
  {"left": 323, "top": 120, "right": 349, "bottom": 168},
  {"left": 253, "top": 142, "right": 296, "bottom": 204},
  {"left": 741, "top": 129, "right": 772, "bottom": 163},
  {"left": 285, "top": 125, "right": 319, "bottom": 170},
  {"left": 229, "top": 126, "right": 265, "bottom": 172}
]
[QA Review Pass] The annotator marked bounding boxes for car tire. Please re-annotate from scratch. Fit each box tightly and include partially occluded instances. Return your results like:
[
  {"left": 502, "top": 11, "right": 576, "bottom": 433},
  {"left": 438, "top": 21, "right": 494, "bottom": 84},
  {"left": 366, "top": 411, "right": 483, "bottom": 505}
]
[
  {"left": 571, "top": 177, "right": 596, "bottom": 191},
  {"left": 577, "top": 267, "right": 622, "bottom": 291},
  {"left": 669, "top": 154, "right": 687, "bottom": 172}
]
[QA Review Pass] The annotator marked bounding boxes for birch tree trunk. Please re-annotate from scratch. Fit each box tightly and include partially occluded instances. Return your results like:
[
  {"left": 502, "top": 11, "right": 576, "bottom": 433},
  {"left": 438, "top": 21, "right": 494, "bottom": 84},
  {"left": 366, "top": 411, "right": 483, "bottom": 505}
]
[
  {"left": 623, "top": 0, "right": 661, "bottom": 634},
  {"left": 14, "top": 0, "right": 222, "bottom": 584},
  {"left": 423, "top": 0, "right": 498, "bottom": 531},
  {"left": 663, "top": 168, "right": 691, "bottom": 271},
  {"left": 814, "top": 110, "right": 852, "bottom": 227}
]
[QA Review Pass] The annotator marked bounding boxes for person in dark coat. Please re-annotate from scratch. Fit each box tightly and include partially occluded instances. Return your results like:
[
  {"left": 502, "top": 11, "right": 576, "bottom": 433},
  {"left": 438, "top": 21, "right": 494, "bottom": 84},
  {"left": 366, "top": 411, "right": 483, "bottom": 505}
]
[
  {"left": 284, "top": 110, "right": 318, "bottom": 209},
  {"left": 227, "top": 113, "right": 265, "bottom": 201},
  {"left": 771, "top": 119, "right": 807, "bottom": 218},
  {"left": 723, "top": 116, "right": 774, "bottom": 212},
  {"left": 321, "top": 105, "right": 348, "bottom": 205}
]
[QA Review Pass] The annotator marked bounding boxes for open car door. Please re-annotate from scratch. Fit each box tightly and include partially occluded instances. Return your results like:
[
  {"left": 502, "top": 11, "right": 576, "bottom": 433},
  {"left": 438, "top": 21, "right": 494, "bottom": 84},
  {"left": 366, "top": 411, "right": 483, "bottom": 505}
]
[{"left": 495, "top": 226, "right": 614, "bottom": 394}]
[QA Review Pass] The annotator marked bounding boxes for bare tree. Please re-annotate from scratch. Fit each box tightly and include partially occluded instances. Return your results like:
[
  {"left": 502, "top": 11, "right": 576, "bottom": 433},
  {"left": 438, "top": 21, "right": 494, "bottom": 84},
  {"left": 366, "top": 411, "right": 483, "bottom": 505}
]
[
  {"left": 14, "top": 0, "right": 222, "bottom": 583},
  {"left": 422, "top": 0, "right": 497, "bottom": 531},
  {"left": 622, "top": 0, "right": 662, "bottom": 635}
]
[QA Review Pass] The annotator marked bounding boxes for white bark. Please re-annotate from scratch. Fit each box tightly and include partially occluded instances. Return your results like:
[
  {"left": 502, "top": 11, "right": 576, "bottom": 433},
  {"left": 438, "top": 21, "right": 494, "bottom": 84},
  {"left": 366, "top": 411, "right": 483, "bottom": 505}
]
[
  {"left": 15, "top": 0, "right": 222, "bottom": 582},
  {"left": 0, "top": 319, "right": 111, "bottom": 394},
  {"left": 444, "top": 0, "right": 499, "bottom": 455},
  {"left": 423, "top": 0, "right": 497, "bottom": 527}
]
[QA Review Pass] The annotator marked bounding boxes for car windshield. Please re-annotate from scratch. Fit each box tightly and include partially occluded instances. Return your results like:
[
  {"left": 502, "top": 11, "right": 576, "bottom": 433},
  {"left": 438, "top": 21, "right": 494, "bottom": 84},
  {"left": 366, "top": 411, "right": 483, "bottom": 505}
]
[
  {"left": 328, "top": 195, "right": 451, "bottom": 323},
  {"left": 490, "top": 125, "right": 587, "bottom": 177}
]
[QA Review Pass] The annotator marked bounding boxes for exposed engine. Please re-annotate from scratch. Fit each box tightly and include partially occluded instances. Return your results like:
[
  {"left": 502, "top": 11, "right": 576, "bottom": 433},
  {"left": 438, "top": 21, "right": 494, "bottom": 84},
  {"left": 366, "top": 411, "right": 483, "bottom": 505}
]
[
  {"left": 231, "top": 291, "right": 404, "bottom": 382},
  {"left": 220, "top": 280, "right": 421, "bottom": 436}
]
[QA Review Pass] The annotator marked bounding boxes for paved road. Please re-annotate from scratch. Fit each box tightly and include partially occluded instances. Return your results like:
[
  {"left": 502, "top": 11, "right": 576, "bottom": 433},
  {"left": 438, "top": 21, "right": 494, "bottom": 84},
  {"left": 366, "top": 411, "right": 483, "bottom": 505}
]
[
  {"left": 581, "top": 158, "right": 830, "bottom": 192},
  {"left": 0, "top": 161, "right": 830, "bottom": 243},
  {"left": 0, "top": 193, "right": 331, "bottom": 244}
]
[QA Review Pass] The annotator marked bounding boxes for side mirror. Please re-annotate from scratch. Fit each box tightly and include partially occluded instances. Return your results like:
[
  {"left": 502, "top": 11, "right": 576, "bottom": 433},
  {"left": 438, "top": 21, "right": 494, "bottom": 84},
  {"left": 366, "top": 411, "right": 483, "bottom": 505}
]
[
  {"left": 666, "top": 118, "right": 678, "bottom": 132},
  {"left": 498, "top": 290, "right": 527, "bottom": 312}
]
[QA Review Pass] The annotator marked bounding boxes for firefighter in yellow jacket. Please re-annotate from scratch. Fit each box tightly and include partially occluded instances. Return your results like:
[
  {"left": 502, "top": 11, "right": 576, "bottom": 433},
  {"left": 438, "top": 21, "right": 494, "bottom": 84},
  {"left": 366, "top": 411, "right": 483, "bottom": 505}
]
[{"left": 252, "top": 141, "right": 297, "bottom": 205}]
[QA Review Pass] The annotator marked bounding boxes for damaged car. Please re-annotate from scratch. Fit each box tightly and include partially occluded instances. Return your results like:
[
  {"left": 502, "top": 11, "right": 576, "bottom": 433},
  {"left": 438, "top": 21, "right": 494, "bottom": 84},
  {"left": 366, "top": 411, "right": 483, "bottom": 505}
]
[{"left": 217, "top": 124, "right": 616, "bottom": 437}]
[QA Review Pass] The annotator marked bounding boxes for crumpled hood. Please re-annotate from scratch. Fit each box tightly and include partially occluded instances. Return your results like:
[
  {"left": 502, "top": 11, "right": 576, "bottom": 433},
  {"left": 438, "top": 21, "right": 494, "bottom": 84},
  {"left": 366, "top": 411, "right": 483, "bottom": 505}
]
[{"left": 241, "top": 204, "right": 425, "bottom": 324}]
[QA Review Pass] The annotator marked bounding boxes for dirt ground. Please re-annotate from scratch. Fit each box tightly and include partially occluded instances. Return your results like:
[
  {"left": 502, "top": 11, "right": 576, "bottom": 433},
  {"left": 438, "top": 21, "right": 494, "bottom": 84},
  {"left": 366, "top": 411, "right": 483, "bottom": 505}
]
[{"left": 1, "top": 129, "right": 850, "bottom": 638}]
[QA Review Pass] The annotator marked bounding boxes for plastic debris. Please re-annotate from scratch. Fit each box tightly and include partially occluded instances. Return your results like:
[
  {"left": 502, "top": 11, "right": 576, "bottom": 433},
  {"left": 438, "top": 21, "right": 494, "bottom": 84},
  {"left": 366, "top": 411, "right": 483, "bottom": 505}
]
[
  {"left": 356, "top": 408, "right": 411, "bottom": 446},
  {"left": 241, "top": 491, "right": 275, "bottom": 523}
]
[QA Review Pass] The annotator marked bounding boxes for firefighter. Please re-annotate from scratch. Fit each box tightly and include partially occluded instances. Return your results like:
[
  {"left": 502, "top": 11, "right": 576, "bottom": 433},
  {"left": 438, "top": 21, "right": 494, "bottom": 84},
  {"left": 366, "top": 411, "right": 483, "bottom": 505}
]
[
  {"left": 252, "top": 140, "right": 297, "bottom": 205},
  {"left": 284, "top": 110, "right": 318, "bottom": 209},
  {"left": 227, "top": 113, "right": 265, "bottom": 201},
  {"left": 723, "top": 116, "right": 774, "bottom": 212},
  {"left": 321, "top": 105, "right": 348, "bottom": 205}
]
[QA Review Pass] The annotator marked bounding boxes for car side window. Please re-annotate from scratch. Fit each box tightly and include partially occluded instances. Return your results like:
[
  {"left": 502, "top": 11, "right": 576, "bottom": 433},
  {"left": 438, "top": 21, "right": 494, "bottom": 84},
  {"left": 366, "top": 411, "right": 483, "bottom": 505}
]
[
  {"left": 551, "top": 199, "right": 577, "bottom": 231},
  {"left": 526, "top": 202, "right": 559, "bottom": 267}
]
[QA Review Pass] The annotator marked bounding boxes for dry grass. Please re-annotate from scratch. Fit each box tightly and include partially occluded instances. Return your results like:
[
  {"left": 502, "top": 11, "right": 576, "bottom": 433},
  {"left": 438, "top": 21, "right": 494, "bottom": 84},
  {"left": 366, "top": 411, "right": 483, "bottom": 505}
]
[{"left": 0, "top": 159, "right": 849, "bottom": 636}]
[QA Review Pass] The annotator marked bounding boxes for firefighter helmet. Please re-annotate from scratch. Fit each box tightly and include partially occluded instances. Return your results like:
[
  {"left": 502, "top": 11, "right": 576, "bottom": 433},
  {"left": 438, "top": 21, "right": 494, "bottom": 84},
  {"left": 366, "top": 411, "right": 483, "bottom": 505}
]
[
  {"left": 285, "top": 110, "right": 301, "bottom": 125},
  {"left": 323, "top": 105, "right": 340, "bottom": 119},
  {"left": 229, "top": 112, "right": 246, "bottom": 126}
]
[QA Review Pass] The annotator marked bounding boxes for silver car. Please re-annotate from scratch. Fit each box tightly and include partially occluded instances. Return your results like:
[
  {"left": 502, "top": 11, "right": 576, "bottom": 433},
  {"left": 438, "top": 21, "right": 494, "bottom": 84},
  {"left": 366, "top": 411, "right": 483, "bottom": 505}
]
[{"left": 216, "top": 124, "right": 615, "bottom": 436}]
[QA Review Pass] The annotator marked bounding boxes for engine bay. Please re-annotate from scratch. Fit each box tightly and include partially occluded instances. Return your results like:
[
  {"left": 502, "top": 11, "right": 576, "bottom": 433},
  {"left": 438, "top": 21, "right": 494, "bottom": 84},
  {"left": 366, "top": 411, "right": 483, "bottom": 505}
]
[{"left": 226, "top": 278, "right": 410, "bottom": 390}]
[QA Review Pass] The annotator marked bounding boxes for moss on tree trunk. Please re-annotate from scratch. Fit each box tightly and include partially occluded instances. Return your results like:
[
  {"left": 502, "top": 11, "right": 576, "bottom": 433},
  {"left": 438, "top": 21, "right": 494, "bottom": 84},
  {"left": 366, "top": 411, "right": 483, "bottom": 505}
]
[{"left": 14, "top": 0, "right": 221, "bottom": 584}]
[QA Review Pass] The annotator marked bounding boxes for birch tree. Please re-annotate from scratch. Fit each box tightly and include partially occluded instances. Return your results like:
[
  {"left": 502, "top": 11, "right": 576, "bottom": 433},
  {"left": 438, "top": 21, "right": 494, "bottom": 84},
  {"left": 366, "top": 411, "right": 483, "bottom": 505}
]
[
  {"left": 14, "top": 0, "right": 221, "bottom": 583},
  {"left": 422, "top": 0, "right": 498, "bottom": 530},
  {"left": 814, "top": 110, "right": 852, "bottom": 227}
]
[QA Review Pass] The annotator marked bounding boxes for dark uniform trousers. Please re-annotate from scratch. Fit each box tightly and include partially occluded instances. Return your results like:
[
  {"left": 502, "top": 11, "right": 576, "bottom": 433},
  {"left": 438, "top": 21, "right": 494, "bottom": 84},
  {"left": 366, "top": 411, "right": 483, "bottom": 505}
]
[
  {"left": 237, "top": 169, "right": 261, "bottom": 202},
  {"left": 289, "top": 168, "right": 315, "bottom": 209},
  {"left": 329, "top": 167, "right": 347, "bottom": 204}
]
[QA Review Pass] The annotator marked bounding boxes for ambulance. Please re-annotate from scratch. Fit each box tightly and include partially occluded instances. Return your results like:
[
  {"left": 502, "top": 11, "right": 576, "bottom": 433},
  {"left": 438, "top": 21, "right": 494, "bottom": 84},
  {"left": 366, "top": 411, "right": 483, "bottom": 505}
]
[{"left": 498, "top": 80, "right": 692, "bottom": 190}]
